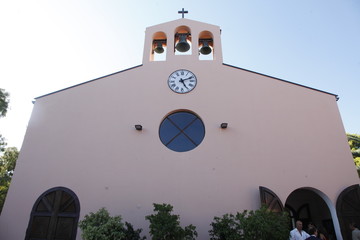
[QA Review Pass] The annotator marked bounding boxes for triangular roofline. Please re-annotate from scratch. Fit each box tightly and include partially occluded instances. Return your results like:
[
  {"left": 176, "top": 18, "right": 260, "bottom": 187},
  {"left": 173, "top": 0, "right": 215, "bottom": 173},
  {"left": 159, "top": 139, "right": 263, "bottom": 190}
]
[
  {"left": 34, "top": 65, "right": 143, "bottom": 100},
  {"left": 34, "top": 63, "right": 338, "bottom": 101},
  {"left": 223, "top": 63, "right": 339, "bottom": 100}
]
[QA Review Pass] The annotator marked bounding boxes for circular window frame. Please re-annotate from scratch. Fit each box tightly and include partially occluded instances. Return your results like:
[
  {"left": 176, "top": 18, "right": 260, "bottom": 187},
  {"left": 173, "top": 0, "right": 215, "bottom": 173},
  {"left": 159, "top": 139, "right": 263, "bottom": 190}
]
[{"left": 159, "top": 110, "right": 205, "bottom": 152}]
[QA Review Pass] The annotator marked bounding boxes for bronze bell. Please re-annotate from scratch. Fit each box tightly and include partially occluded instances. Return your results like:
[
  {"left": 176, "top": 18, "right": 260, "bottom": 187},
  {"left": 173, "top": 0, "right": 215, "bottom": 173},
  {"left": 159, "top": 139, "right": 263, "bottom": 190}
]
[
  {"left": 175, "top": 34, "right": 190, "bottom": 52},
  {"left": 200, "top": 40, "right": 212, "bottom": 55},
  {"left": 153, "top": 41, "right": 164, "bottom": 54}
]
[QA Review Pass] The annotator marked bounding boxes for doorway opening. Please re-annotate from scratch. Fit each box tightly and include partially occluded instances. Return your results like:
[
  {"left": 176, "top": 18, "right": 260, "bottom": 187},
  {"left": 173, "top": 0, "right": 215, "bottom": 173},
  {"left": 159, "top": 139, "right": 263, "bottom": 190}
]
[{"left": 286, "top": 188, "right": 337, "bottom": 240}]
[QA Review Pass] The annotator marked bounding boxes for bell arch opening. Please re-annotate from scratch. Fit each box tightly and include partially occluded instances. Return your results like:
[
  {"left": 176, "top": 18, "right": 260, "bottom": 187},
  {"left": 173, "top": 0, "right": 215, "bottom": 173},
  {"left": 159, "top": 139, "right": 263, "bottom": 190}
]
[
  {"left": 151, "top": 31, "right": 167, "bottom": 61},
  {"left": 198, "top": 31, "right": 214, "bottom": 60},
  {"left": 174, "top": 25, "right": 192, "bottom": 55}
]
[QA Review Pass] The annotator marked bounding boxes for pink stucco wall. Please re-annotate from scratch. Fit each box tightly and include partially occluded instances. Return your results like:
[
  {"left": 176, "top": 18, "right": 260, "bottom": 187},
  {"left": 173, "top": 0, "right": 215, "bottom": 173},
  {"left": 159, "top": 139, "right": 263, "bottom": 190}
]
[{"left": 0, "top": 18, "right": 357, "bottom": 240}]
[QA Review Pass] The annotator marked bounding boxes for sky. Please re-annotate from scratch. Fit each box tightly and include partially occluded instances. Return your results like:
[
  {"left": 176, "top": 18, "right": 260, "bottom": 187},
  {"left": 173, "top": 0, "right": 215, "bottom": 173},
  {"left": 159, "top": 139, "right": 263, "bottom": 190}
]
[{"left": 0, "top": 0, "right": 359, "bottom": 149}]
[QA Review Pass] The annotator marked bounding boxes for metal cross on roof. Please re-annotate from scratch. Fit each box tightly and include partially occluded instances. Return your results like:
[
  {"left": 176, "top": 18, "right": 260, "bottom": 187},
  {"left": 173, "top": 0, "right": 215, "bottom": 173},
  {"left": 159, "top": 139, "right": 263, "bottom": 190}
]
[{"left": 178, "top": 8, "right": 188, "bottom": 18}]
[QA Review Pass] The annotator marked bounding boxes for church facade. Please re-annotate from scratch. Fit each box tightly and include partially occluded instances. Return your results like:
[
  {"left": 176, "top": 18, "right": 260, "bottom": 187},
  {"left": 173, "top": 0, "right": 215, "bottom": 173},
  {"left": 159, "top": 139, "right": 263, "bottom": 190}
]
[{"left": 0, "top": 17, "right": 359, "bottom": 240}]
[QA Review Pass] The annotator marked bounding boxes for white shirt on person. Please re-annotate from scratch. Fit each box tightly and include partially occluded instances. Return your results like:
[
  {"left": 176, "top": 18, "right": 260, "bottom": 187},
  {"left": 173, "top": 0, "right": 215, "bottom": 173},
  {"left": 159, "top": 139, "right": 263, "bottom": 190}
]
[
  {"left": 290, "top": 228, "right": 310, "bottom": 240},
  {"left": 352, "top": 228, "right": 360, "bottom": 240}
]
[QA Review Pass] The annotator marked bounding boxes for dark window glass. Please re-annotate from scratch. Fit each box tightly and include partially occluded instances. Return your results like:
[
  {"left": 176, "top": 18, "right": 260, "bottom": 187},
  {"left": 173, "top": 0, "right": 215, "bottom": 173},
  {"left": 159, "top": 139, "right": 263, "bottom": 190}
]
[{"left": 159, "top": 111, "right": 205, "bottom": 152}]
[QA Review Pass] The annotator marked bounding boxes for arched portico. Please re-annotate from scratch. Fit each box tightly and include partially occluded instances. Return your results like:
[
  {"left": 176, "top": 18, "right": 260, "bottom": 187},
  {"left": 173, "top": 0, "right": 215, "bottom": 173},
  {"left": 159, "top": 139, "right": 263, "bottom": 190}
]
[
  {"left": 336, "top": 184, "right": 360, "bottom": 240},
  {"left": 285, "top": 187, "right": 341, "bottom": 240}
]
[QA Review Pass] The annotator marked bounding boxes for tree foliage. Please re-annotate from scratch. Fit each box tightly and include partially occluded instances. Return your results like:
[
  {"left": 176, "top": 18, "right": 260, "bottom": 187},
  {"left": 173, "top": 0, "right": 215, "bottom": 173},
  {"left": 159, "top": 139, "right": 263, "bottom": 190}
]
[
  {"left": 78, "top": 207, "right": 146, "bottom": 240},
  {"left": 0, "top": 134, "right": 6, "bottom": 153},
  {"left": 209, "top": 205, "right": 290, "bottom": 240},
  {"left": 145, "top": 203, "right": 197, "bottom": 240},
  {"left": 347, "top": 133, "right": 360, "bottom": 177},
  {"left": 0, "top": 89, "right": 9, "bottom": 118},
  {"left": 0, "top": 147, "right": 19, "bottom": 214},
  {"left": 0, "top": 88, "right": 15, "bottom": 214},
  {"left": 0, "top": 89, "right": 10, "bottom": 153}
]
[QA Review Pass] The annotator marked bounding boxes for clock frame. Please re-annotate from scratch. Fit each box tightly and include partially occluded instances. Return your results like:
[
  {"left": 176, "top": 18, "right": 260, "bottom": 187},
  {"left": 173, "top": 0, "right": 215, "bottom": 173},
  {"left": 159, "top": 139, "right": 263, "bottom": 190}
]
[{"left": 168, "top": 69, "right": 197, "bottom": 94}]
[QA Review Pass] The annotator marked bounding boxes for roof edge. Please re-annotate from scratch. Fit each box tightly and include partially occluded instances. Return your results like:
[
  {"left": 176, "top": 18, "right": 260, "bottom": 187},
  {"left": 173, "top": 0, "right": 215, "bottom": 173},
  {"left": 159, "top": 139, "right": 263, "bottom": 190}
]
[
  {"left": 146, "top": 18, "right": 220, "bottom": 30},
  {"left": 223, "top": 63, "right": 339, "bottom": 101},
  {"left": 35, "top": 64, "right": 143, "bottom": 100}
]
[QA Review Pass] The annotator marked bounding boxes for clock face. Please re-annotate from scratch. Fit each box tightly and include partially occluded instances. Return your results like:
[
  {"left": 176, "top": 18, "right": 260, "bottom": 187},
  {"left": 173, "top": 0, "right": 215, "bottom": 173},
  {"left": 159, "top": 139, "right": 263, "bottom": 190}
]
[{"left": 168, "top": 69, "right": 197, "bottom": 94}]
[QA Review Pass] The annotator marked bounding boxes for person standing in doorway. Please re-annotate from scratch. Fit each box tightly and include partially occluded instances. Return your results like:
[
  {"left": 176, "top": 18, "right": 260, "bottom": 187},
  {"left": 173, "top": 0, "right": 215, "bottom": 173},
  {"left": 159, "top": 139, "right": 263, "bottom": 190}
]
[
  {"left": 350, "top": 222, "right": 360, "bottom": 240},
  {"left": 290, "top": 220, "right": 310, "bottom": 240},
  {"left": 307, "top": 223, "right": 328, "bottom": 240},
  {"left": 305, "top": 227, "right": 321, "bottom": 240}
]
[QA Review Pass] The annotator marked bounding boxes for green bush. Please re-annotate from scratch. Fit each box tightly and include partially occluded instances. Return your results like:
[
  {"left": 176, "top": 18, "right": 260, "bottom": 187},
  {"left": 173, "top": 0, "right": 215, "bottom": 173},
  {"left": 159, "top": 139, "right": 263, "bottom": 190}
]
[
  {"left": 78, "top": 207, "right": 146, "bottom": 240},
  {"left": 145, "top": 203, "right": 197, "bottom": 240},
  {"left": 209, "top": 205, "right": 290, "bottom": 240}
]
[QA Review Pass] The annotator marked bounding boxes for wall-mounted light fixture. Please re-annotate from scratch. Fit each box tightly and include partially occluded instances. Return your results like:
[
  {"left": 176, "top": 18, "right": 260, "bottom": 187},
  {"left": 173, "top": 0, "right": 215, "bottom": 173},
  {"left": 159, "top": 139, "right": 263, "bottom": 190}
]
[
  {"left": 135, "top": 125, "right": 142, "bottom": 131},
  {"left": 220, "top": 123, "right": 228, "bottom": 129}
]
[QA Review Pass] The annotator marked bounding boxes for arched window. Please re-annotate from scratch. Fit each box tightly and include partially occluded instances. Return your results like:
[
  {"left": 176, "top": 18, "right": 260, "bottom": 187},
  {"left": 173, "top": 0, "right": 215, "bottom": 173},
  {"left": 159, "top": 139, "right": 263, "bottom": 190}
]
[
  {"left": 25, "top": 187, "right": 80, "bottom": 240},
  {"left": 259, "top": 186, "right": 284, "bottom": 212}
]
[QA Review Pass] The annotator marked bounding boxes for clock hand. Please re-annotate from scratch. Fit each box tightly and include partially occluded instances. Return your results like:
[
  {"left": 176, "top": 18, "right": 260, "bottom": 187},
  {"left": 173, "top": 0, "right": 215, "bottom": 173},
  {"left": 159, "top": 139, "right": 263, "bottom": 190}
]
[
  {"left": 182, "top": 76, "right": 193, "bottom": 81},
  {"left": 179, "top": 79, "right": 189, "bottom": 89}
]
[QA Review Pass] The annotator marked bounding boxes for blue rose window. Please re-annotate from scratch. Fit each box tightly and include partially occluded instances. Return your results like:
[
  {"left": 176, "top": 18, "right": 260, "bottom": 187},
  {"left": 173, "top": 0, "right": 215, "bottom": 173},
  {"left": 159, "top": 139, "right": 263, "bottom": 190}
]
[{"left": 159, "top": 111, "right": 205, "bottom": 152}]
